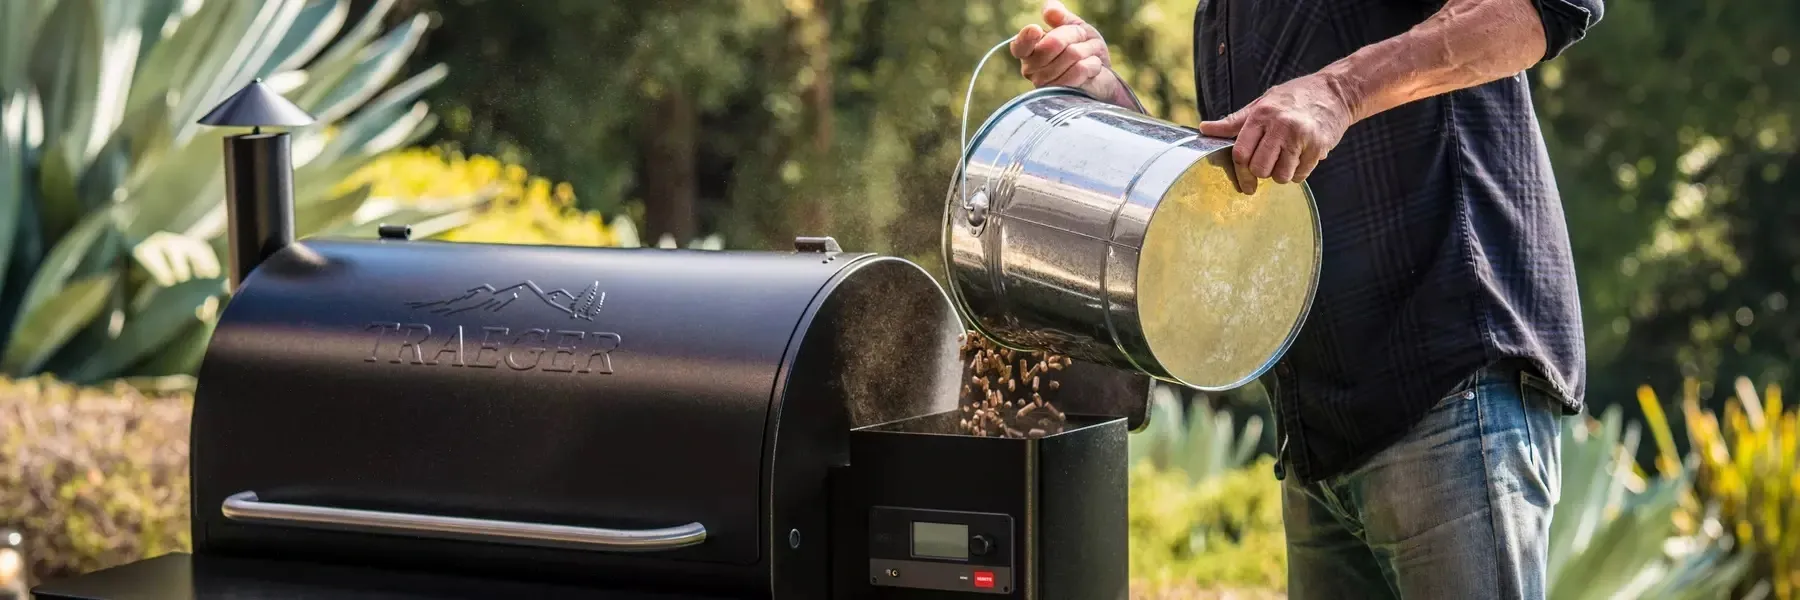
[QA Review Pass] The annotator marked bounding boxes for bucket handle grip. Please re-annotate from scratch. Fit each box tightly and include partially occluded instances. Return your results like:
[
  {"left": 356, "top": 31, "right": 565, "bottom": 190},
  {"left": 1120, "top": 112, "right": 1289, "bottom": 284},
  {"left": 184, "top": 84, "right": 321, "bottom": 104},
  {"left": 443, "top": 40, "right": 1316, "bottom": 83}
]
[{"left": 952, "top": 35, "right": 1021, "bottom": 226}]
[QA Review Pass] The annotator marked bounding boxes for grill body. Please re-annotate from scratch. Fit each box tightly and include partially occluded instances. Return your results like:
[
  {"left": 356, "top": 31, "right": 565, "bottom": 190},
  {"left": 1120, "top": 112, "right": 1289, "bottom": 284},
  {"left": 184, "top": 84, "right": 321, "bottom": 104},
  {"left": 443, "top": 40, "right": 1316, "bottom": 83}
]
[{"left": 184, "top": 238, "right": 964, "bottom": 597}]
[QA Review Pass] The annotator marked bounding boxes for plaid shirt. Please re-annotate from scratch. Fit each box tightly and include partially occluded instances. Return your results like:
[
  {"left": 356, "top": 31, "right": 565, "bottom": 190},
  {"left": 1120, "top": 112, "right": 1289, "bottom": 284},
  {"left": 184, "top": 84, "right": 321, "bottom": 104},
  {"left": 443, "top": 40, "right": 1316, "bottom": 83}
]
[{"left": 1193, "top": 0, "right": 1604, "bottom": 482}]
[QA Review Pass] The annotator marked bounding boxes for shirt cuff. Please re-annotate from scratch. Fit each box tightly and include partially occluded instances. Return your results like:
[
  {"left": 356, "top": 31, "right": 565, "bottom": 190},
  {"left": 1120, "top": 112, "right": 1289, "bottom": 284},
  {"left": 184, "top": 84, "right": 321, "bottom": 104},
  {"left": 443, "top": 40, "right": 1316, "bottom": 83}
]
[{"left": 1534, "top": 0, "right": 1603, "bottom": 62}]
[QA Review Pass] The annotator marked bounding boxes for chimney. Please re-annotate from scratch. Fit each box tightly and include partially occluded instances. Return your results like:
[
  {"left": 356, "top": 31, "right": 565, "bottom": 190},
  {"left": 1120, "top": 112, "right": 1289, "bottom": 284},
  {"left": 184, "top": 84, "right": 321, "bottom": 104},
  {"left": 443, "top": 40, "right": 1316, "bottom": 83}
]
[{"left": 196, "top": 79, "right": 315, "bottom": 291}]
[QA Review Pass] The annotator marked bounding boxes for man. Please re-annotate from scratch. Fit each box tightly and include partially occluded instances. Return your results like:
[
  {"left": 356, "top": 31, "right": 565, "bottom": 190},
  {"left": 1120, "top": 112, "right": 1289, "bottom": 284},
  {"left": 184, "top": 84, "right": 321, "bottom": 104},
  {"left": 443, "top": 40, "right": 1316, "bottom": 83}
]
[{"left": 1009, "top": 0, "right": 1599, "bottom": 598}]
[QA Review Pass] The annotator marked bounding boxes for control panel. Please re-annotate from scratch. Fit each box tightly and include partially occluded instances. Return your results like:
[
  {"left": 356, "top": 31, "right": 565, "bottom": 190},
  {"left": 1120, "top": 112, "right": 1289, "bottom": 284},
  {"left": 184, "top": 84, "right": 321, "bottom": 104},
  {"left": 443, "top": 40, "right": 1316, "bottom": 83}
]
[{"left": 868, "top": 506, "right": 1014, "bottom": 594}]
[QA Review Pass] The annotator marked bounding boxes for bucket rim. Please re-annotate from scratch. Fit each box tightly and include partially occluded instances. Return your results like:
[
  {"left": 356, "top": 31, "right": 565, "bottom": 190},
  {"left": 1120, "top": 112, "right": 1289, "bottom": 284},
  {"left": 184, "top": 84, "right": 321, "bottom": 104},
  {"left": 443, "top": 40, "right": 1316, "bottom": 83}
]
[{"left": 1138, "top": 152, "right": 1324, "bottom": 392}]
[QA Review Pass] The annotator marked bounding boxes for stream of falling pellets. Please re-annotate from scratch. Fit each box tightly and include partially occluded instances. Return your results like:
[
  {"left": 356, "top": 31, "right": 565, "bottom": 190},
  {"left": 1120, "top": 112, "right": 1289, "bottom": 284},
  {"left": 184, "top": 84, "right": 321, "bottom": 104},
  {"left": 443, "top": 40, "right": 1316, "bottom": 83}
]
[{"left": 957, "top": 331, "right": 1069, "bottom": 438}]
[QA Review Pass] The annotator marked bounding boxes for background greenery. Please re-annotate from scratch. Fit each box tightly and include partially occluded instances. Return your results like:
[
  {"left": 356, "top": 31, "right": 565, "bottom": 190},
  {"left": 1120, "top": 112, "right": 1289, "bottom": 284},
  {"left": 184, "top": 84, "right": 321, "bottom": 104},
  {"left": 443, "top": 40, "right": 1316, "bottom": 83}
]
[{"left": 0, "top": 0, "right": 1795, "bottom": 598}]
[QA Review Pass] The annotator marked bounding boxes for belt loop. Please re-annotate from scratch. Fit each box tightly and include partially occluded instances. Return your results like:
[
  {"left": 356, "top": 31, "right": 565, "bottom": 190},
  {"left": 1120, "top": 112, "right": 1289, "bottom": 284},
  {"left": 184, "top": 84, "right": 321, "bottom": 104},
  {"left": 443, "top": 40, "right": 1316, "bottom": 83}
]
[
  {"left": 1273, "top": 434, "right": 1290, "bottom": 481},
  {"left": 1264, "top": 374, "right": 1289, "bottom": 481},
  {"left": 1267, "top": 367, "right": 1303, "bottom": 481}
]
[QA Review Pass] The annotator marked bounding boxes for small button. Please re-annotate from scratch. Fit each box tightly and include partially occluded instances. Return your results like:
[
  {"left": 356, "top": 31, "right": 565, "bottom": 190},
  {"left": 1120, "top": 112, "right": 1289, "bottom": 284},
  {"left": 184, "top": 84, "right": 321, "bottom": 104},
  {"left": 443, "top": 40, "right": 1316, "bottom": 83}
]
[
  {"left": 969, "top": 534, "right": 993, "bottom": 556},
  {"left": 1217, "top": 42, "right": 1226, "bottom": 56},
  {"left": 973, "top": 571, "right": 995, "bottom": 589},
  {"left": 1463, "top": 390, "right": 1475, "bottom": 400}
]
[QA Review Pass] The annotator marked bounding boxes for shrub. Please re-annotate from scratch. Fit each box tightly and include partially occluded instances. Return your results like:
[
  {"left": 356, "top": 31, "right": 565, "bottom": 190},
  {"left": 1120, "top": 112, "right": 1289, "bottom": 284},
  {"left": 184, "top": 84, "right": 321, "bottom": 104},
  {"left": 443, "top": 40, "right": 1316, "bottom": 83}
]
[
  {"left": 1130, "top": 384, "right": 1265, "bottom": 484},
  {"left": 1647, "top": 378, "right": 1797, "bottom": 599},
  {"left": 343, "top": 146, "right": 724, "bottom": 250},
  {"left": 0, "top": 377, "right": 191, "bottom": 585},
  {"left": 1129, "top": 457, "right": 1287, "bottom": 591}
]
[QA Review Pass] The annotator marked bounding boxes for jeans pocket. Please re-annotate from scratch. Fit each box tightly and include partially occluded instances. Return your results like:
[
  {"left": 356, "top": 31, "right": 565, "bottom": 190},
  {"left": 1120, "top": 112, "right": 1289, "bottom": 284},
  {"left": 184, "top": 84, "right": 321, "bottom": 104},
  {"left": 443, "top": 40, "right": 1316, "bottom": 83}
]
[{"left": 1517, "top": 372, "right": 1565, "bottom": 504}]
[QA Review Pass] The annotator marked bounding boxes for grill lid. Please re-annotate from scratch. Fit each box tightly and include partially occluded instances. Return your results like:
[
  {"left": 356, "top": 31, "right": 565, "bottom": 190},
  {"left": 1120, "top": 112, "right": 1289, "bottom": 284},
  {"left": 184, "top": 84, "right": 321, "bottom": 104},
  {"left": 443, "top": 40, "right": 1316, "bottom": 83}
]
[{"left": 189, "top": 238, "right": 962, "bottom": 587}]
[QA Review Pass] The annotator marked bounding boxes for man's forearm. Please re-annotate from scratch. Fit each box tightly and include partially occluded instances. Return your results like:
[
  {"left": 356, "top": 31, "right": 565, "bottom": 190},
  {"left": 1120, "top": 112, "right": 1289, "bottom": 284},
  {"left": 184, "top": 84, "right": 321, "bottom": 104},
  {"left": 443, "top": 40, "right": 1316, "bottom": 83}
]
[{"left": 1319, "top": 0, "right": 1549, "bottom": 122}]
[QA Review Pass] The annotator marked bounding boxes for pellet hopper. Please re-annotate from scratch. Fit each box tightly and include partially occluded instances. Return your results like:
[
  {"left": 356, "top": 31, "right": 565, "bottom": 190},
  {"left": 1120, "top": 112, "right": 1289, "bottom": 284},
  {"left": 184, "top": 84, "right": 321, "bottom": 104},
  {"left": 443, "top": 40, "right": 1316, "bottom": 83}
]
[{"left": 31, "top": 84, "right": 1154, "bottom": 599}]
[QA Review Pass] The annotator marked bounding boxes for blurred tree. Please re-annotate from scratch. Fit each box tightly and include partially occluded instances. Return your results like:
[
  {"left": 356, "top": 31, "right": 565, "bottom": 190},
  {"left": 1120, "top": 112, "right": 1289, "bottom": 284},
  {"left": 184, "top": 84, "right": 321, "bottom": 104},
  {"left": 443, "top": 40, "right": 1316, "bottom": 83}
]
[
  {"left": 1532, "top": 0, "right": 1800, "bottom": 445},
  {"left": 398, "top": 0, "right": 788, "bottom": 245}
]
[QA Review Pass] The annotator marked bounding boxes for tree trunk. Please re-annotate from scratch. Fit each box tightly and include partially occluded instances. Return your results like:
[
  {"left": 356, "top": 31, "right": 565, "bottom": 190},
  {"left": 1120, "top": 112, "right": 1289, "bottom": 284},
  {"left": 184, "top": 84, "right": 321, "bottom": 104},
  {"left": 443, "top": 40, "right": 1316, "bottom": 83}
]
[
  {"left": 791, "top": 0, "right": 834, "bottom": 237},
  {"left": 808, "top": 0, "right": 834, "bottom": 155},
  {"left": 641, "top": 86, "right": 698, "bottom": 245}
]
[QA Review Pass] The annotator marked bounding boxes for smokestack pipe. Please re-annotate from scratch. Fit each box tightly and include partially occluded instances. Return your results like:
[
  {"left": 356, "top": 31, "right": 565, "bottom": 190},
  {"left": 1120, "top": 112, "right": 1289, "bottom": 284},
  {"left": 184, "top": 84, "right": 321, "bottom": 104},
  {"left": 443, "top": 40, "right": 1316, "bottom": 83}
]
[
  {"left": 220, "top": 133, "right": 295, "bottom": 290},
  {"left": 197, "top": 78, "right": 316, "bottom": 291}
]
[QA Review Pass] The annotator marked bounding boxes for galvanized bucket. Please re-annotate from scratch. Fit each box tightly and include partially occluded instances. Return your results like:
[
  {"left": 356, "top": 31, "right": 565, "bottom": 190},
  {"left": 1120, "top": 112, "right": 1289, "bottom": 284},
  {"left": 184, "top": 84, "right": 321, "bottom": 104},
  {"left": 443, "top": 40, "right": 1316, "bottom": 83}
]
[{"left": 943, "top": 87, "right": 1322, "bottom": 391}]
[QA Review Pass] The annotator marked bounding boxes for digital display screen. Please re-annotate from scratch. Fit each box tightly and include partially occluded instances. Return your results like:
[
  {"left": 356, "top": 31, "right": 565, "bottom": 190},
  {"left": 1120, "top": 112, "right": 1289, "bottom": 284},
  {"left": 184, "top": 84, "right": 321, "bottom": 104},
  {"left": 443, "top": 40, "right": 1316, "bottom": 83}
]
[{"left": 911, "top": 521, "right": 968, "bottom": 560}]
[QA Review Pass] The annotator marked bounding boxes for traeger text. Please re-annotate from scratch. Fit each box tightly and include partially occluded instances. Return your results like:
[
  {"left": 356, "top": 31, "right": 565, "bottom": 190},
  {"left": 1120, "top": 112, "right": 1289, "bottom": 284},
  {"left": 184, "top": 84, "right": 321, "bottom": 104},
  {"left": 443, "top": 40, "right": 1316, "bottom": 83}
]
[{"left": 365, "top": 322, "right": 622, "bottom": 373}]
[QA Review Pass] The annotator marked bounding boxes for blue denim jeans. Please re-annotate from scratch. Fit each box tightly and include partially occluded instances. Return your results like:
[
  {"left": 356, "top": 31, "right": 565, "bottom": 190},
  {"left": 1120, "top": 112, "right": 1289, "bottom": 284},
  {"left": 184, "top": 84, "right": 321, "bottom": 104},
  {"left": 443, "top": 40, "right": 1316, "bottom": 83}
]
[{"left": 1281, "top": 360, "right": 1565, "bottom": 599}]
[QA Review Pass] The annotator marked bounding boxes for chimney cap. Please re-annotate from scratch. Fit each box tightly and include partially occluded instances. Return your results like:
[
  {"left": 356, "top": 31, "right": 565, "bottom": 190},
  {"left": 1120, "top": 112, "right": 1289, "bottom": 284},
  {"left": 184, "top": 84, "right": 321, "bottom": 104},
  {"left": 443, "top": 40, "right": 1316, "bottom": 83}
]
[{"left": 197, "top": 78, "right": 315, "bottom": 128}]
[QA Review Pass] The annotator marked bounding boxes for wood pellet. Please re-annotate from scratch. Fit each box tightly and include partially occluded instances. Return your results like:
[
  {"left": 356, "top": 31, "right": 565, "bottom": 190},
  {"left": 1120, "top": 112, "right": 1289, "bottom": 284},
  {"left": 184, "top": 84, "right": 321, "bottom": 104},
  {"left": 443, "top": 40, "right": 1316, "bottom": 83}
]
[{"left": 955, "top": 331, "right": 1069, "bottom": 438}]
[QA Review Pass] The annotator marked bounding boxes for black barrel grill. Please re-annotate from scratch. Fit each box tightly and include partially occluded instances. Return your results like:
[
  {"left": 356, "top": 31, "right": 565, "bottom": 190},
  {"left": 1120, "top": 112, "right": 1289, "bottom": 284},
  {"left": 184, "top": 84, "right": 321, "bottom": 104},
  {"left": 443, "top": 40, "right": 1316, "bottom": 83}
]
[{"left": 30, "top": 84, "right": 1152, "bottom": 599}]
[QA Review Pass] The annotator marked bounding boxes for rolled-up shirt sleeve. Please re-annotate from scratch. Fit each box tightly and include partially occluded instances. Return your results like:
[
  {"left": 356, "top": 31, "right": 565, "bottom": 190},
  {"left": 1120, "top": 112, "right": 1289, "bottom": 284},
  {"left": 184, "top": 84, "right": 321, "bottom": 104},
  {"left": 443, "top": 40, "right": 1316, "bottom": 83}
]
[{"left": 1534, "top": 0, "right": 1604, "bottom": 62}]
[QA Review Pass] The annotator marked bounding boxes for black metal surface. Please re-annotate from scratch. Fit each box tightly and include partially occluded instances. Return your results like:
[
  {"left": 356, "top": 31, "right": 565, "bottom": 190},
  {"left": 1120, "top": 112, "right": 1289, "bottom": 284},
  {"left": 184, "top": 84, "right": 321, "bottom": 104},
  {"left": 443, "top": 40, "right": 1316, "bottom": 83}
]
[
  {"left": 767, "top": 256, "right": 966, "bottom": 598},
  {"left": 221, "top": 133, "right": 295, "bottom": 290},
  {"left": 30, "top": 553, "right": 737, "bottom": 600},
  {"left": 1037, "top": 415, "right": 1129, "bottom": 599},
  {"left": 197, "top": 79, "right": 316, "bottom": 128},
  {"left": 188, "top": 239, "right": 961, "bottom": 596},
  {"left": 831, "top": 411, "right": 1129, "bottom": 599}
]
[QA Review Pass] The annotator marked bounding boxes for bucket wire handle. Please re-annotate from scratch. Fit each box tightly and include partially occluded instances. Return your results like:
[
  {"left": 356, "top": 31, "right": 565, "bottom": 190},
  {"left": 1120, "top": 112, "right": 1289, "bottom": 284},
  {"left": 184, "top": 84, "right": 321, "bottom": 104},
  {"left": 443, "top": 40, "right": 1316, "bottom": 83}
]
[{"left": 950, "top": 35, "right": 1019, "bottom": 228}]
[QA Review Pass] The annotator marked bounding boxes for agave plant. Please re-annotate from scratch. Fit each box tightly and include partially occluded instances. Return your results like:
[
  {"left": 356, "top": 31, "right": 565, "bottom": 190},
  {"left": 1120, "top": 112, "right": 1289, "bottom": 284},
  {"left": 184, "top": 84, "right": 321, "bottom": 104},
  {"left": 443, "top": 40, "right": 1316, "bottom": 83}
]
[
  {"left": 1547, "top": 405, "right": 1754, "bottom": 600},
  {"left": 1129, "top": 383, "right": 1266, "bottom": 485},
  {"left": 0, "top": 0, "right": 468, "bottom": 385}
]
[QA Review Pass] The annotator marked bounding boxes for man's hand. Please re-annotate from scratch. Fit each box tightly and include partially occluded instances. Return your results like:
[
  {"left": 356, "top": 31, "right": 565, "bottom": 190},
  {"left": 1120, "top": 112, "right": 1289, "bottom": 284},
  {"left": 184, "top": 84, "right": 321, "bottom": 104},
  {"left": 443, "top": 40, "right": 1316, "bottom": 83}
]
[
  {"left": 1198, "top": 73, "right": 1357, "bottom": 193},
  {"left": 1010, "top": 1, "right": 1135, "bottom": 110}
]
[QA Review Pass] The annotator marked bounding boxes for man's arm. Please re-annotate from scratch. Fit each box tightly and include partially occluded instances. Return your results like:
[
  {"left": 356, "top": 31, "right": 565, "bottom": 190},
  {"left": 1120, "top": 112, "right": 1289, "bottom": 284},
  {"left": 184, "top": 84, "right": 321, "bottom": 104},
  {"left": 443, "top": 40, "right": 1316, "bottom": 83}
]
[
  {"left": 1327, "top": 0, "right": 1598, "bottom": 122},
  {"left": 1199, "top": 0, "right": 1603, "bottom": 189}
]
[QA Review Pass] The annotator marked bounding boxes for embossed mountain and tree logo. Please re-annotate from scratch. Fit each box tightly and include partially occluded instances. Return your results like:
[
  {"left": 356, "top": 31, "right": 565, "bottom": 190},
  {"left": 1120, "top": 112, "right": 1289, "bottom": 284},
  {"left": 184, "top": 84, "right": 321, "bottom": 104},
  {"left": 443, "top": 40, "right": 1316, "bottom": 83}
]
[{"left": 406, "top": 281, "right": 605, "bottom": 320}]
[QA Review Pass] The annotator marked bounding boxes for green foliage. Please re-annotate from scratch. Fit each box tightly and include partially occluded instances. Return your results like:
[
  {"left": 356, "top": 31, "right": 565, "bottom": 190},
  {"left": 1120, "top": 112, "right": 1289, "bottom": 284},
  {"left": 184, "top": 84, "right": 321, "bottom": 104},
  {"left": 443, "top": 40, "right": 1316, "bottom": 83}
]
[
  {"left": 1129, "top": 383, "right": 1264, "bottom": 485},
  {"left": 1126, "top": 383, "right": 1281, "bottom": 593},
  {"left": 0, "top": 376, "right": 192, "bottom": 585},
  {"left": 411, "top": 0, "right": 1201, "bottom": 252},
  {"left": 1548, "top": 405, "right": 1753, "bottom": 600},
  {"left": 1129, "top": 458, "right": 1286, "bottom": 591},
  {"left": 1537, "top": 0, "right": 1800, "bottom": 403},
  {"left": 0, "top": 0, "right": 458, "bottom": 384}
]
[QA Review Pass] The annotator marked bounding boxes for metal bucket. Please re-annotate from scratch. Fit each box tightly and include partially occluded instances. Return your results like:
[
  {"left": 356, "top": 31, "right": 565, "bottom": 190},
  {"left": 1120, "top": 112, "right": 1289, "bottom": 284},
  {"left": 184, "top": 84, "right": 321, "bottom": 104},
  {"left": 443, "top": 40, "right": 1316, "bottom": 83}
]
[{"left": 943, "top": 87, "right": 1322, "bottom": 391}]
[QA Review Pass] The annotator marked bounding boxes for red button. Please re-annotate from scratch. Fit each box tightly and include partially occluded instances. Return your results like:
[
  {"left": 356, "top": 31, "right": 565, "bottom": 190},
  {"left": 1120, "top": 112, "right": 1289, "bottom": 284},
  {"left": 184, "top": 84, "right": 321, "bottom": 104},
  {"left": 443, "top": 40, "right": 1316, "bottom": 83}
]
[{"left": 974, "top": 571, "right": 995, "bottom": 588}]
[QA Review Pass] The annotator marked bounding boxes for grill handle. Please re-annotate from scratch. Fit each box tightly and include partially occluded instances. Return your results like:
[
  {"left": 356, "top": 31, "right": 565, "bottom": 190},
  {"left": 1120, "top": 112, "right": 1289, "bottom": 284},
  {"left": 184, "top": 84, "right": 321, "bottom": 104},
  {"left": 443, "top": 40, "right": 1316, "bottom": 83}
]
[{"left": 221, "top": 491, "right": 707, "bottom": 552}]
